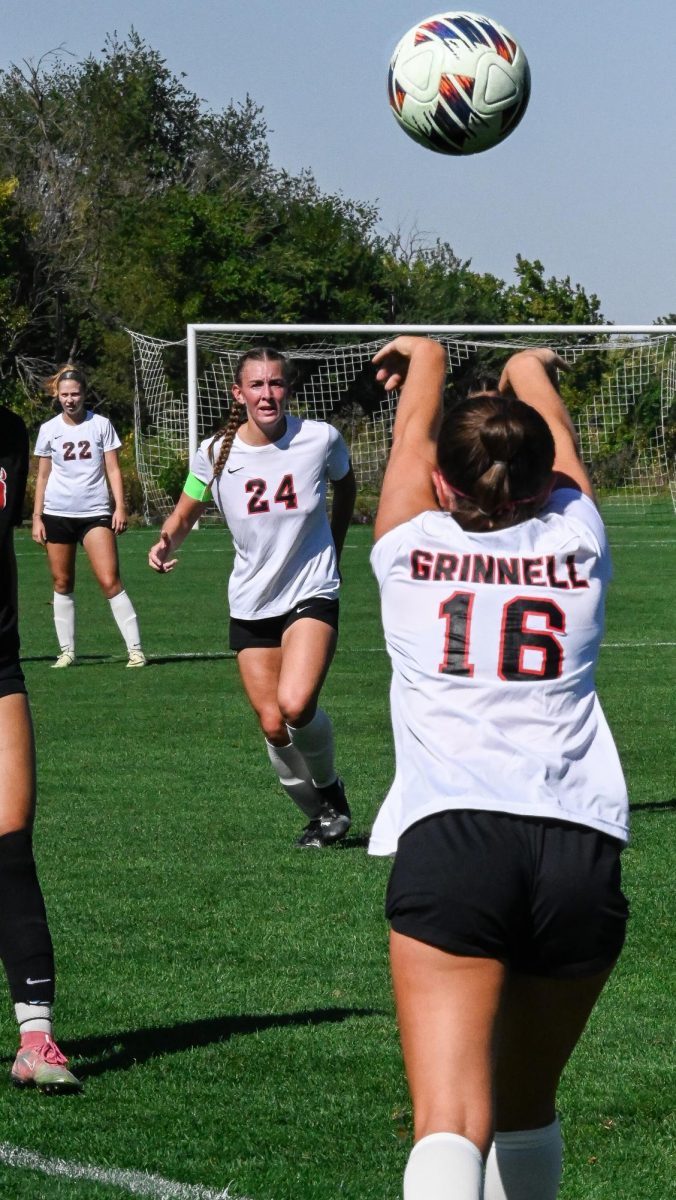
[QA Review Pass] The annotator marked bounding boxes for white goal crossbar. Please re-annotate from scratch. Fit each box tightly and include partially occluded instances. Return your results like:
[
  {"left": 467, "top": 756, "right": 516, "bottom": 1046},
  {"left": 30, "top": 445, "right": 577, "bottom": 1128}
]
[{"left": 129, "top": 324, "right": 676, "bottom": 522}]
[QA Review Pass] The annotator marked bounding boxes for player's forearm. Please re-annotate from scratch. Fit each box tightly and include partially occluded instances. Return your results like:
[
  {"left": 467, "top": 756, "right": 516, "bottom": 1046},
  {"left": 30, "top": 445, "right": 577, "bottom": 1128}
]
[
  {"left": 108, "top": 470, "right": 126, "bottom": 512},
  {"left": 391, "top": 340, "right": 447, "bottom": 450},
  {"left": 32, "top": 467, "right": 49, "bottom": 516},
  {"left": 502, "top": 352, "right": 595, "bottom": 499},
  {"left": 330, "top": 470, "right": 357, "bottom": 561}
]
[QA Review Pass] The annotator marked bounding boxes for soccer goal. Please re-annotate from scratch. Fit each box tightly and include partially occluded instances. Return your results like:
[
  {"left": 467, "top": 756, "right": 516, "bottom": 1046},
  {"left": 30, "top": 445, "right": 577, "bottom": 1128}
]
[{"left": 128, "top": 324, "right": 676, "bottom": 521}]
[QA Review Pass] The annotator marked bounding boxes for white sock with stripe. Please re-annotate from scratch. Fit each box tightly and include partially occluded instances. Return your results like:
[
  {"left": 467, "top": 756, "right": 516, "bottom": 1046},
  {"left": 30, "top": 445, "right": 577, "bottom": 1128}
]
[
  {"left": 286, "top": 708, "right": 336, "bottom": 789},
  {"left": 265, "top": 740, "right": 323, "bottom": 819},
  {"left": 15, "top": 1002, "right": 52, "bottom": 1036}
]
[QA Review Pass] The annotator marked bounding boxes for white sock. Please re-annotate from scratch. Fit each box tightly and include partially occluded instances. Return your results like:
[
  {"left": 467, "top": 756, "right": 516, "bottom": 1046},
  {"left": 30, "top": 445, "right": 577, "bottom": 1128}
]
[
  {"left": 265, "top": 740, "right": 323, "bottom": 819},
  {"left": 404, "top": 1132, "right": 483, "bottom": 1200},
  {"left": 109, "top": 590, "right": 142, "bottom": 652},
  {"left": 286, "top": 708, "right": 336, "bottom": 789},
  {"left": 484, "top": 1119, "right": 562, "bottom": 1200},
  {"left": 53, "top": 592, "right": 75, "bottom": 653},
  {"left": 15, "top": 1002, "right": 52, "bottom": 1037}
]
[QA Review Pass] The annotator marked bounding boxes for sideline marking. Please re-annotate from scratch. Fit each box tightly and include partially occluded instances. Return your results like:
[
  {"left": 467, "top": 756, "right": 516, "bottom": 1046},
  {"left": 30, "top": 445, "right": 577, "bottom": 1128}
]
[{"left": 0, "top": 1142, "right": 246, "bottom": 1200}]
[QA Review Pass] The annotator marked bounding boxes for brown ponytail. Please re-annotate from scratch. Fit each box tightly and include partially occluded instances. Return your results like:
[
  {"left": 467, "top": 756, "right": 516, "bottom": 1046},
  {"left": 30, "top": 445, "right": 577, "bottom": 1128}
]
[{"left": 437, "top": 394, "right": 555, "bottom": 532}]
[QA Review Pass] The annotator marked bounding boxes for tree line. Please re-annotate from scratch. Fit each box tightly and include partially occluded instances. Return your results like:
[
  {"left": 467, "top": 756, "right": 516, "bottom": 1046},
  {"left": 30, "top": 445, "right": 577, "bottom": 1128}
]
[{"left": 0, "top": 30, "right": 615, "bottom": 438}]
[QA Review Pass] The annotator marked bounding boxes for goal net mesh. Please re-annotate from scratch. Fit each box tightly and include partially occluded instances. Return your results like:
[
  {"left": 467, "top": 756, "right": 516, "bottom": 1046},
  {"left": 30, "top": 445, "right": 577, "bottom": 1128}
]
[{"left": 128, "top": 327, "right": 676, "bottom": 522}]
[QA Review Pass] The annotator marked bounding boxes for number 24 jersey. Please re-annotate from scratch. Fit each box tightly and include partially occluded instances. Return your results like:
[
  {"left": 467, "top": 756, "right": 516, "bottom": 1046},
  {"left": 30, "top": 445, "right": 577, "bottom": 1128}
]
[
  {"left": 191, "top": 416, "right": 350, "bottom": 619},
  {"left": 369, "top": 489, "right": 629, "bottom": 854}
]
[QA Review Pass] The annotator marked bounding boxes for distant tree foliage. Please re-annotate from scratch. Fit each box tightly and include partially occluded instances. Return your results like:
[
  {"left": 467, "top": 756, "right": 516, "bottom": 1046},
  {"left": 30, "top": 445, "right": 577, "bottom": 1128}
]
[{"left": 1, "top": 26, "right": 664, "bottom": 459}]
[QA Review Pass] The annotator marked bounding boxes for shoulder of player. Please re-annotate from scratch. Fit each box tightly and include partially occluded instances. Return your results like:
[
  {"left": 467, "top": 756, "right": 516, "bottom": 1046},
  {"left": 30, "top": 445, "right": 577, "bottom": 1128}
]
[
  {"left": 289, "top": 416, "right": 343, "bottom": 450},
  {"left": 85, "top": 410, "right": 114, "bottom": 430}
]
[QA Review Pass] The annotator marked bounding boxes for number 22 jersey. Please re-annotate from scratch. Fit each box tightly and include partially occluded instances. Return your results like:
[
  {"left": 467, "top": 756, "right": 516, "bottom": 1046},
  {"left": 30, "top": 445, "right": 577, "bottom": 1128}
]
[
  {"left": 369, "top": 489, "right": 629, "bottom": 855},
  {"left": 34, "top": 411, "right": 121, "bottom": 516},
  {"left": 190, "top": 416, "right": 350, "bottom": 619}
]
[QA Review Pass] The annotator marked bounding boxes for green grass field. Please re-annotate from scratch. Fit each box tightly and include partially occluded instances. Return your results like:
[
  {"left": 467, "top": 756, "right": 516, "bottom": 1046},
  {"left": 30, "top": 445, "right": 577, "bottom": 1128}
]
[{"left": 1, "top": 508, "right": 674, "bottom": 1200}]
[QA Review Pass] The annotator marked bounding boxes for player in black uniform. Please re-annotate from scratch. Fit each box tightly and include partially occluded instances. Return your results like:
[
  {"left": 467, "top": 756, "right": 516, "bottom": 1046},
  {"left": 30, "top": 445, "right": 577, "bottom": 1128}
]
[{"left": 0, "top": 405, "right": 81, "bottom": 1092}]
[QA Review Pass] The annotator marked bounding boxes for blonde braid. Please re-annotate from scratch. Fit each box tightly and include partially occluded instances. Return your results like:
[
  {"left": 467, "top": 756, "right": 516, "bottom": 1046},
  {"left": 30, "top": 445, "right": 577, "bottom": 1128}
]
[{"left": 208, "top": 401, "right": 246, "bottom": 484}]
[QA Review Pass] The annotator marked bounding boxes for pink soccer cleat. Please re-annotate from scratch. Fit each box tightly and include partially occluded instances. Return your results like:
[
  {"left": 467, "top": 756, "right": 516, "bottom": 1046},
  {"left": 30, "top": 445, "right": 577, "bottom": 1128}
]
[{"left": 11, "top": 1033, "right": 82, "bottom": 1094}]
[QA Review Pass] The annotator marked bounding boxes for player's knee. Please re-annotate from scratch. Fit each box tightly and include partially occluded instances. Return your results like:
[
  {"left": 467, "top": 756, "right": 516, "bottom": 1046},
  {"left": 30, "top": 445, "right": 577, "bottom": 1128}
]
[
  {"left": 100, "top": 578, "right": 123, "bottom": 599},
  {"left": 277, "top": 690, "right": 316, "bottom": 728},
  {"left": 257, "top": 710, "right": 287, "bottom": 743},
  {"left": 53, "top": 577, "right": 74, "bottom": 594},
  {"left": 414, "top": 1107, "right": 493, "bottom": 1159}
]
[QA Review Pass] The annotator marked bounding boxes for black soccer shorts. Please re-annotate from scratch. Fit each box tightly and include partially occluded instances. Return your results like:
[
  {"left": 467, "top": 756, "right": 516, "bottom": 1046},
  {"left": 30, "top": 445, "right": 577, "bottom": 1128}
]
[
  {"left": 229, "top": 597, "right": 339, "bottom": 651},
  {"left": 42, "top": 513, "right": 113, "bottom": 544},
  {"left": 386, "top": 808, "right": 628, "bottom": 979}
]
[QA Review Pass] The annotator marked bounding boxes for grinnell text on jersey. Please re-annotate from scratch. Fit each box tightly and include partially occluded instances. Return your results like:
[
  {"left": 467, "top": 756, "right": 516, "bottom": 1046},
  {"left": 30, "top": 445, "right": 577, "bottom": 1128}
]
[{"left": 409, "top": 550, "right": 589, "bottom": 590}]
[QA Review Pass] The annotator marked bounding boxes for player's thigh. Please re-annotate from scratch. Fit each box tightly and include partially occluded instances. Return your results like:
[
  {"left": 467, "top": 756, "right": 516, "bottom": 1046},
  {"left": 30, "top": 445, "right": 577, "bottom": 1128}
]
[
  {"left": 236, "top": 646, "right": 285, "bottom": 735},
  {"left": 45, "top": 540, "right": 77, "bottom": 591},
  {"left": 0, "top": 691, "right": 36, "bottom": 832},
  {"left": 278, "top": 618, "right": 337, "bottom": 716},
  {"left": 82, "top": 525, "right": 121, "bottom": 593},
  {"left": 390, "top": 929, "right": 504, "bottom": 1152},
  {"left": 494, "top": 966, "right": 615, "bottom": 1131}
]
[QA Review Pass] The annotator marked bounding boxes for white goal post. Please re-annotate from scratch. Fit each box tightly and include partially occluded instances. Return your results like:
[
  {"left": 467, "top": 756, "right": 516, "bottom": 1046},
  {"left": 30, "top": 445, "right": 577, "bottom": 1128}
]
[{"left": 128, "top": 324, "right": 676, "bottom": 522}]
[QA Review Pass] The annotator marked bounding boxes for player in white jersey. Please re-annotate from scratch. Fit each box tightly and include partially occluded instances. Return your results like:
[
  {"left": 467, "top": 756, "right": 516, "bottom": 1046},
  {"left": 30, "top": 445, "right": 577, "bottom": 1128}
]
[
  {"left": 32, "top": 364, "right": 146, "bottom": 668},
  {"left": 369, "top": 337, "right": 629, "bottom": 1200},
  {"left": 148, "top": 347, "right": 356, "bottom": 847}
]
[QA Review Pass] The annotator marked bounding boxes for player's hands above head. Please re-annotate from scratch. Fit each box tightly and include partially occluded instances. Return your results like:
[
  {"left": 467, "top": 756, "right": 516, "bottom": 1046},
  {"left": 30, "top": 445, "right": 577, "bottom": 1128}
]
[
  {"left": 499, "top": 347, "right": 569, "bottom": 392},
  {"left": 148, "top": 529, "right": 178, "bottom": 573},
  {"left": 373, "top": 336, "right": 445, "bottom": 392}
]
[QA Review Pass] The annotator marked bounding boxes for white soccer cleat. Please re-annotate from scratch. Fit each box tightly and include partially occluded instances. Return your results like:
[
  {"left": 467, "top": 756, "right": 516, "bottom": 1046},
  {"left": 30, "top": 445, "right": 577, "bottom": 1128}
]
[
  {"left": 126, "top": 648, "right": 147, "bottom": 668},
  {"left": 51, "top": 650, "right": 76, "bottom": 669}
]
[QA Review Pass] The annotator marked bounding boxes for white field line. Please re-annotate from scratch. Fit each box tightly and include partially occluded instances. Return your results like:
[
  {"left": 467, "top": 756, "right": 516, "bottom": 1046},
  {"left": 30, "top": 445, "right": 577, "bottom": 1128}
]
[
  {"left": 148, "top": 641, "right": 676, "bottom": 660},
  {"left": 14, "top": 539, "right": 676, "bottom": 559},
  {"left": 0, "top": 1142, "right": 247, "bottom": 1200}
]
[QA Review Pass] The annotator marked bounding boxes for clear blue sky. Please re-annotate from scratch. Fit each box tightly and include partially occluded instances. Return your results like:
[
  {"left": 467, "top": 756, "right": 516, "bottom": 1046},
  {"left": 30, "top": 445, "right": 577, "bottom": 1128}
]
[{"left": 2, "top": 0, "right": 674, "bottom": 324}]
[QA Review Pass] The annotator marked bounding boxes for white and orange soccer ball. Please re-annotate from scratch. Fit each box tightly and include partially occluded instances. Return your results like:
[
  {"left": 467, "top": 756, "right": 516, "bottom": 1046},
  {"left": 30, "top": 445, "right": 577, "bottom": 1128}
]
[{"left": 388, "top": 11, "right": 530, "bottom": 155}]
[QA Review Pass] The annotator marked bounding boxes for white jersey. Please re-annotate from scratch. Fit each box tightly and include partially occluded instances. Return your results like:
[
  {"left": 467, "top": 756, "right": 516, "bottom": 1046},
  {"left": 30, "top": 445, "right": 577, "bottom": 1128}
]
[
  {"left": 34, "top": 411, "right": 121, "bottom": 517},
  {"left": 191, "top": 416, "right": 350, "bottom": 618},
  {"left": 369, "top": 489, "right": 629, "bottom": 855}
]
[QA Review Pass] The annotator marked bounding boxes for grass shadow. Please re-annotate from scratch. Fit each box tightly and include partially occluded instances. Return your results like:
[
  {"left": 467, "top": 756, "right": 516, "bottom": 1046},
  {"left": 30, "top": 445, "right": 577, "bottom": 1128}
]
[
  {"left": 629, "top": 797, "right": 676, "bottom": 812},
  {"left": 51, "top": 1007, "right": 382, "bottom": 1080}
]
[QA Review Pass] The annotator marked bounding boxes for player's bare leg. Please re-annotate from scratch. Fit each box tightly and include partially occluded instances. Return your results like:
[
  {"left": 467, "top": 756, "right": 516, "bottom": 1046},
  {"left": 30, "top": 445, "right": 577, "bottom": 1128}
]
[
  {"left": 390, "top": 929, "right": 505, "bottom": 1199},
  {"left": 237, "top": 634, "right": 349, "bottom": 844},
  {"left": 0, "top": 694, "right": 35, "bottom": 835},
  {"left": 483, "top": 967, "right": 615, "bottom": 1200},
  {"left": 83, "top": 526, "right": 145, "bottom": 665},
  {"left": 0, "top": 694, "right": 81, "bottom": 1092}
]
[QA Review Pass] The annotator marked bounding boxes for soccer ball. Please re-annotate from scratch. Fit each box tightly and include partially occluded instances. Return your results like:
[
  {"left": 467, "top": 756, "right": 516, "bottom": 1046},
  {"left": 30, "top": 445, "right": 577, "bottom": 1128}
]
[{"left": 388, "top": 11, "right": 530, "bottom": 155}]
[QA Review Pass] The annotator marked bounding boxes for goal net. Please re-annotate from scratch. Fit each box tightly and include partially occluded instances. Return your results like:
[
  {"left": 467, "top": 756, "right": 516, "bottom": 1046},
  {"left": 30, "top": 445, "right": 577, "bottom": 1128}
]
[{"left": 128, "top": 324, "right": 676, "bottom": 522}]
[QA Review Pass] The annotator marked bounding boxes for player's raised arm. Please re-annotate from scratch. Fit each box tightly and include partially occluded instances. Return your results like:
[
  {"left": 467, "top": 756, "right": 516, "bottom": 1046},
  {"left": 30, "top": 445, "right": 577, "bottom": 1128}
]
[
  {"left": 373, "top": 336, "right": 447, "bottom": 541},
  {"left": 499, "top": 348, "right": 595, "bottom": 501}
]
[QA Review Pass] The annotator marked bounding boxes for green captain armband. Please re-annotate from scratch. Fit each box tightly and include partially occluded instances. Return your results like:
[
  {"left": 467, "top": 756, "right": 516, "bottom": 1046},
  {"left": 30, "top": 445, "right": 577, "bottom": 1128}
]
[{"left": 183, "top": 472, "right": 212, "bottom": 502}]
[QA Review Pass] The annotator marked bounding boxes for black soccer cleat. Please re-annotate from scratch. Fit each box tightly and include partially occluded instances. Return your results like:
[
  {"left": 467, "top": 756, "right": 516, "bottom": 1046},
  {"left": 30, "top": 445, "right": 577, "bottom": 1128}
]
[
  {"left": 295, "top": 780, "right": 351, "bottom": 848},
  {"left": 316, "top": 777, "right": 351, "bottom": 820}
]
